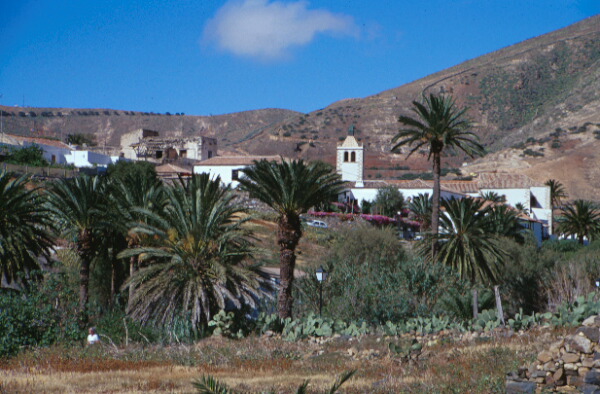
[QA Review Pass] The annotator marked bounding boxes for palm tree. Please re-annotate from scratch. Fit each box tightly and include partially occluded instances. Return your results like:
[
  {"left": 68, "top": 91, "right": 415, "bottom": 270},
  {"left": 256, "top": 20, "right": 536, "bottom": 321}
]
[
  {"left": 392, "top": 94, "right": 484, "bottom": 259},
  {"left": 408, "top": 193, "right": 432, "bottom": 232},
  {"left": 418, "top": 197, "right": 507, "bottom": 318},
  {"left": 110, "top": 173, "right": 167, "bottom": 308},
  {"left": 557, "top": 200, "right": 600, "bottom": 245},
  {"left": 545, "top": 179, "right": 568, "bottom": 208},
  {"left": 118, "top": 174, "right": 271, "bottom": 329},
  {"left": 481, "top": 191, "right": 506, "bottom": 203},
  {"left": 545, "top": 179, "right": 568, "bottom": 234},
  {"left": 487, "top": 205, "right": 523, "bottom": 242},
  {"left": 239, "top": 158, "right": 345, "bottom": 319},
  {"left": 46, "top": 175, "right": 109, "bottom": 322},
  {"left": 0, "top": 170, "right": 55, "bottom": 286},
  {"left": 514, "top": 202, "right": 529, "bottom": 216}
]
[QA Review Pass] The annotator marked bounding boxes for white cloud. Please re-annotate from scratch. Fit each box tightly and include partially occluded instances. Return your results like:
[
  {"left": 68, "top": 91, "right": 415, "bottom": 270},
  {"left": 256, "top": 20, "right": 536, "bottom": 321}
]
[{"left": 203, "top": 0, "right": 358, "bottom": 60}]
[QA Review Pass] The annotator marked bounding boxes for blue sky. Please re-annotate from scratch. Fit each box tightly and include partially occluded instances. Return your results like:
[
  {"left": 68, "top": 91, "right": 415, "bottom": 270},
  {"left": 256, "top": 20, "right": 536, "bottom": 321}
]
[{"left": 1, "top": 1, "right": 598, "bottom": 116}]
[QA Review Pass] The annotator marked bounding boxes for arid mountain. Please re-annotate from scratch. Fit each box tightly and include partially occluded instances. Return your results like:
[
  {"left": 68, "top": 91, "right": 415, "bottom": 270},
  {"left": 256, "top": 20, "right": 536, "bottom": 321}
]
[{"left": 2, "top": 15, "right": 600, "bottom": 199}]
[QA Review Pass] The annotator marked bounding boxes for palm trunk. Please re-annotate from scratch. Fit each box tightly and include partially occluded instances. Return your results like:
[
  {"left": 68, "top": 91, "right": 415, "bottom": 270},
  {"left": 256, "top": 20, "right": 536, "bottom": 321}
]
[
  {"left": 277, "top": 214, "right": 302, "bottom": 320},
  {"left": 431, "top": 150, "right": 441, "bottom": 260},
  {"left": 128, "top": 255, "right": 138, "bottom": 312},
  {"left": 472, "top": 288, "right": 479, "bottom": 319},
  {"left": 77, "top": 229, "right": 92, "bottom": 325},
  {"left": 494, "top": 285, "right": 505, "bottom": 326},
  {"left": 111, "top": 257, "right": 117, "bottom": 307}
]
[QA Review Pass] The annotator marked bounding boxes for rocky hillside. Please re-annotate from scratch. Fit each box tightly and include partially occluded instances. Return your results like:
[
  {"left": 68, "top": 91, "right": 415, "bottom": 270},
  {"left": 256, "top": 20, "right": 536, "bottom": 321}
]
[{"left": 2, "top": 15, "right": 600, "bottom": 199}]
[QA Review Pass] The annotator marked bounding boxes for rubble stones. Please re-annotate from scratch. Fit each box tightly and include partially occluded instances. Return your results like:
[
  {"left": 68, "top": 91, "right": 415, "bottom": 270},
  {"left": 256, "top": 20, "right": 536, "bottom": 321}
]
[
  {"left": 506, "top": 380, "right": 537, "bottom": 393},
  {"left": 507, "top": 314, "right": 600, "bottom": 392},
  {"left": 578, "top": 327, "right": 600, "bottom": 343},
  {"left": 583, "top": 316, "right": 600, "bottom": 327},
  {"left": 538, "top": 351, "right": 554, "bottom": 363},
  {"left": 563, "top": 353, "right": 581, "bottom": 363},
  {"left": 566, "top": 335, "right": 594, "bottom": 354}
]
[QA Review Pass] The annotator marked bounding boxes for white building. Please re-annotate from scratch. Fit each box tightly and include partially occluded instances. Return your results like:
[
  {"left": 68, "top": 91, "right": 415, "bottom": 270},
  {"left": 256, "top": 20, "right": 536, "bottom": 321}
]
[
  {"left": 193, "top": 155, "right": 283, "bottom": 187},
  {"left": 335, "top": 132, "right": 553, "bottom": 239},
  {"left": 336, "top": 126, "right": 364, "bottom": 187},
  {"left": 64, "top": 150, "right": 121, "bottom": 168},
  {"left": 1, "top": 134, "right": 72, "bottom": 165},
  {"left": 0, "top": 133, "right": 123, "bottom": 168}
]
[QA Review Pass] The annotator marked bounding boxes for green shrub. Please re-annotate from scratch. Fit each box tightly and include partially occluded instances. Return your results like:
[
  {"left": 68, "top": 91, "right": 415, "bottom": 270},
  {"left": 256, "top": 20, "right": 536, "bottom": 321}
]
[
  {"left": 5, "top": 145, "right": 48, "bottom": 167},
  {"left": 0, "top": 272, "right": 80, "bottom": 358}
]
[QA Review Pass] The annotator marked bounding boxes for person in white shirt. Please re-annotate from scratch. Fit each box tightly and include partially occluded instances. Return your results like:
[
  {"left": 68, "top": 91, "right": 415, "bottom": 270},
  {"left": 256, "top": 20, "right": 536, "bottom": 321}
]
[{"left": 87, "top": 327, "right": 100, "bottom": 345}]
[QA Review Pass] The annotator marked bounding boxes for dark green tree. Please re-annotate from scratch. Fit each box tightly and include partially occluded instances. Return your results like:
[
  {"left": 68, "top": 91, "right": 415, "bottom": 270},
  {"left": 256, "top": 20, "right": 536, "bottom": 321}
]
[
  {"left": 545, "top": 178, "right": 568, "bottom": 234},
  {"left": 408, "top": 193, "right": 432, "bottom": 232},
  {"left": 239, "top": 158, "right": 344, "bottom": 319},
  {"left": 487, "top": 205, "right": 523, "bottom": 242},
  {"left": 418, "top": 198, "right": 507, "bottom": 318},
  {"left": 373, "top": 185, "right": 404, "bottom": 217},
  {"left": 6, "top": 145, "right": 48, "bottom": 167},
  {"left": 46, "top": 175, "right": 109, "bottom": 323},
  {"left": 481, "top": 191, "right": 506, "bottom": 203},
  {"left": 392, "top": 94, "right": 484, "bottom": 259},
  {"left": 118, "top": 174, "right": 270, "bottom": 329},
  {"left": 545, "top": 179, "right": 568, "bottom": 208},
  {"left": 106, "top": 160, "right": 158, "bottom": 183},
  {"left": 65, "top": 133, "right": 97, "bottom": 147},
  {"left": 0, "top": 170, "right": 55, "bottom": 286},
  {"left": 109, "top": 173, "right": 168, "bottom": 309},
  {"left": 557, "top": 200, "right": 600, "bottom": 245}
]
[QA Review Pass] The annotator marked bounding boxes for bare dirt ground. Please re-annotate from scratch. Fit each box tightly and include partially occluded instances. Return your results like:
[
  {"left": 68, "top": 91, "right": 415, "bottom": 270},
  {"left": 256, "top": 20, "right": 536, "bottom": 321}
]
[{"left": 0, "top": 327, "right": 567, "bottom": 393}]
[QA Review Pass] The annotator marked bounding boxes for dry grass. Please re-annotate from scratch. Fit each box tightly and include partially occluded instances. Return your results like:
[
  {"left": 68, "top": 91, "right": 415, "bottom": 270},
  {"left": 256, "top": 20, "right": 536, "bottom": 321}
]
[{"left": 0, "top": 327, "right": 568, "bottom": 393}]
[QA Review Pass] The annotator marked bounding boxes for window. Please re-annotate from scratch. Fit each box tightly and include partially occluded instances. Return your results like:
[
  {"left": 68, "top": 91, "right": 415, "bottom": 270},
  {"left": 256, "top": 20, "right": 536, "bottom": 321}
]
[
  {"left": 180, "top": 149, "right": 187, "bottom": 158},
  {"left": 232, "top": 169, "right": 239, "bottom": 180},
  {"left": 51, "top": 155, "right": 56, "bottom": 163},
  {"left": 208, "top": 150, "right": 213, "bottom": 159},
  {"left": 343, "top": 152, "right": 349, "bottom": 162},
  {"left": 351, "top": 151, "right": 356, "bottom": 162},
  {"left": 156, "top": 150, "right": 163, "bottom": 159}
]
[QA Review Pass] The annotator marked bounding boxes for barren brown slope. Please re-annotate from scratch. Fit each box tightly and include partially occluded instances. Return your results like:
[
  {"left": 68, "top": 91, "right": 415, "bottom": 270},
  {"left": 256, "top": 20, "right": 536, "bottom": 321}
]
[
  {"left": 3, "top": 16, "right": 600, "bottom": 198},
  {"left": 0, "top": 106, "right": 301, "bottom": 155},
  {"left": 253, "top": 15, "right": 600, "bottom": 154}
]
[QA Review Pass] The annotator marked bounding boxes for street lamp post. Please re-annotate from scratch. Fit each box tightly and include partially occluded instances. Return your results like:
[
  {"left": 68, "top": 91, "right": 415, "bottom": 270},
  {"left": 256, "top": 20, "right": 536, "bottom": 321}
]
[{"left": 316, "top": 266, "right": 328, "bottom": 317}]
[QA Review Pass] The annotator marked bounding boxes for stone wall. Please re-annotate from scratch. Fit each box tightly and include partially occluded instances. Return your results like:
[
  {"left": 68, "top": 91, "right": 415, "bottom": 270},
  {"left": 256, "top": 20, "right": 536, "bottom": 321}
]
[{"left": 507, "top": 315, "right": 600, "bottom": 393}]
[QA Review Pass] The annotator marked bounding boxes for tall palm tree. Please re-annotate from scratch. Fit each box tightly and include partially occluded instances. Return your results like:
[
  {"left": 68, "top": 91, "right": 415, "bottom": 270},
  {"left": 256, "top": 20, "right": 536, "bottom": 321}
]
[
  {"left": 545, "top": 179, "right": 568, "bottom": 234},
  {"left": 110, "top": 173, "right": 167, "bottom": 308},
  {"left": 418, "top": 197, "right": 507, "bottom": 318},
  {"left": 118, "top": 174, "right": 270, "bottom": 329},
  {"left": 557, "top": 200, "right": 600, "bottom": 245},
  {"left": 46, "top": 175, "right": 109, "bottom": 322},
  {"left": 239, "top": 158, "right": 345, "bottom": 319},
  {"left": 408, "top": 193, "right": 432, "bottom": 232},
  {"left": 545, "top": 179, "right": 568, "bottom": 208},
  {"left": 392, "top": 94, "right": 484, "bottom": 259},
  {"left": 0, "top": 170, "right": 55, "bottom": 286}
]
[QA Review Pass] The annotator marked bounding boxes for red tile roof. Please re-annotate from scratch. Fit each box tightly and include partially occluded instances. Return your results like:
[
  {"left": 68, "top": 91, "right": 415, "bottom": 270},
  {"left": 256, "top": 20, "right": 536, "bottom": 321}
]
[{"left": 5, "top": 134, "right": 71, "bottom": 149}]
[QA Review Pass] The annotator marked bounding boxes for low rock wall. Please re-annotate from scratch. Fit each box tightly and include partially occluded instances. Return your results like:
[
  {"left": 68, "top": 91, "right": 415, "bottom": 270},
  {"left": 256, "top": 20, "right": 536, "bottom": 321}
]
[{"left": 507, "top": 315, "right": 600, "bottom": 393}]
